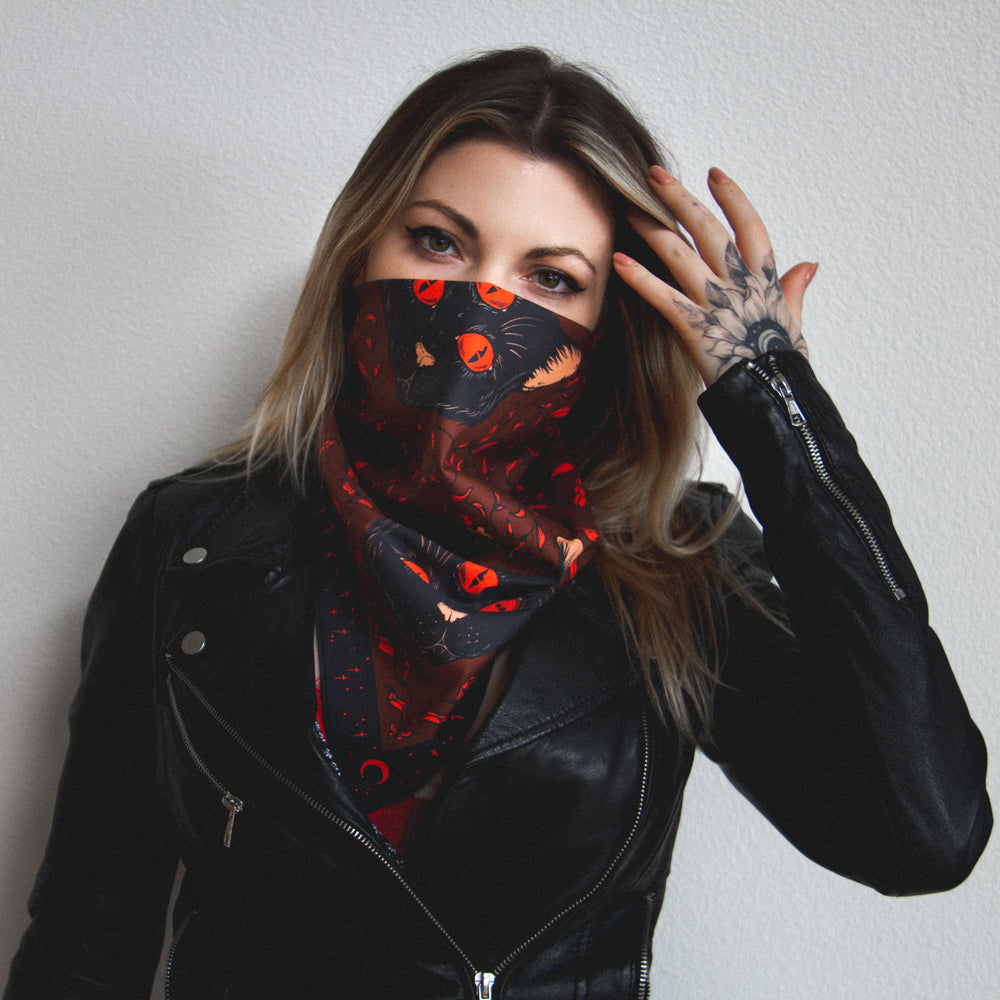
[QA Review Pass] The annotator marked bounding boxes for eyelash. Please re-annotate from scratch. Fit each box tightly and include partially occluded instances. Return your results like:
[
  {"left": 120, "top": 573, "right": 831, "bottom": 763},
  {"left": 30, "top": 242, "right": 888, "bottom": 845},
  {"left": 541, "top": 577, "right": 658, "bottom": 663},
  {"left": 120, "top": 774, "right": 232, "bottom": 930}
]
[
  {"left": 534, "top": 269, "right": 581, "bottom": 294},
  {"left": 405, "top": 226, "right": 583, "bottom": 296},
  {"left": 407, "top": 226, "right": 458, "bottom": 257}
]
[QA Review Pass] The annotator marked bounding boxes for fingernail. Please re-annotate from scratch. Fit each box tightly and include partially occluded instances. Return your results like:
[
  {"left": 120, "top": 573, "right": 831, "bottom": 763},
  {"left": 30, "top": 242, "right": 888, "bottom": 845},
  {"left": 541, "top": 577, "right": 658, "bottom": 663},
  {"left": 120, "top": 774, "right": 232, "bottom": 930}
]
[
  {"left": 708, "top": 167, "right": 728, "bottom": 185},
  {"left": 806, "top": 262, "right": 819, "bottom": 285},
  {"left": 649, "top": 165, "right": 675, "bottom": 184},
  {"left": 612, "top": 252, "right": 634, "bottom": 268}
]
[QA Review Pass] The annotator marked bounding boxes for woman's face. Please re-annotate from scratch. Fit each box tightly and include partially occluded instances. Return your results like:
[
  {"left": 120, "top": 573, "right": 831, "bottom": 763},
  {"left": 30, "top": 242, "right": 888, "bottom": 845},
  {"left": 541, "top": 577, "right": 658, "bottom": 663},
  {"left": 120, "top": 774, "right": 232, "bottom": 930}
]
[{"left": 363, "top": 139, "right": 614, "bottom": 330}]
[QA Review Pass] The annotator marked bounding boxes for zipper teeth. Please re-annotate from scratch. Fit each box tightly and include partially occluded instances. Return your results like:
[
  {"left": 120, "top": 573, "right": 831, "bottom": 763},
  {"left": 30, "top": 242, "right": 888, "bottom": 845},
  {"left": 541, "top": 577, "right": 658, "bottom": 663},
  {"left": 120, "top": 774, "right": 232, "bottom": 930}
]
[
  {"left": 745, "top": 357, "right": 906, "bottom": 600},
  {"left": 635, "top": 893, "right": 654, "bottom": 1000},
  {"left": 164, "top": 934, "right": 176, "bottom": 1000},
  {"left": 492, "top": 710, "right": 652, "bottom": 977},
  {"left": 166, "top": 669, "right": 232, "bottom": 799},
  {"left": 164, "top": 936, "right": 176, "bottom": 1000},
  {"left": 166, "top": 654, "right": 479, "bottom": 973},
  {"left": 166, "top": 653, "right": 653, "bottom": 993},
  {"left": 163, "top": 910, "right": 194, "bottom": 1000},
  {"left": 796, "top": 421, "right": 905, "bottom": 598},
  {"left": 635, "top": 950, "right": 650, "bottom": 1000}
]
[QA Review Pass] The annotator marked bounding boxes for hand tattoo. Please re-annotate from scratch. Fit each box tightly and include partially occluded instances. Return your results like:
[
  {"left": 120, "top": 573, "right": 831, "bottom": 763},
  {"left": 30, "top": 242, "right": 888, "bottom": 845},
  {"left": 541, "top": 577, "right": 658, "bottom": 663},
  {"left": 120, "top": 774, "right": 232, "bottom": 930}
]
[{"left": 677, "top": 244, "right": 807, "bottom": 381}]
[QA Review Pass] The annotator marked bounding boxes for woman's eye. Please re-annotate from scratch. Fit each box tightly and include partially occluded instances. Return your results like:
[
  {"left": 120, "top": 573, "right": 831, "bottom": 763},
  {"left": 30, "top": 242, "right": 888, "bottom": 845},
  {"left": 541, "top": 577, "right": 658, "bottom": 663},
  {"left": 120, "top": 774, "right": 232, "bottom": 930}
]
[
  {"left": 408, "top": 227, "right": 456, "bottom": 255},
  {"left": 534, "top": 269, "right": 580, "bottom": 293}
]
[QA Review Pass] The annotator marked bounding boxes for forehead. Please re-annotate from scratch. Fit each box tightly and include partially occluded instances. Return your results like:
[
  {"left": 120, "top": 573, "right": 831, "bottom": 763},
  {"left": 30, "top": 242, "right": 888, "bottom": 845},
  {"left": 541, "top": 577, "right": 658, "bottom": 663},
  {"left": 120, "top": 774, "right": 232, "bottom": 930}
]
[{"left": 409, "top": 139, "right": 612, "bottom": 246}]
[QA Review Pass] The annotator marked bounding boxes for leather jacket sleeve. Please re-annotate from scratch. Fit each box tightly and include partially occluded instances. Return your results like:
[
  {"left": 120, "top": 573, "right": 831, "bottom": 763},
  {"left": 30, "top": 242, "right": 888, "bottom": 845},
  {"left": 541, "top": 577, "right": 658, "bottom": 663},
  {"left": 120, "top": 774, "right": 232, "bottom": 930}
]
[
  {"left": 697, "top": 350, "right": 991, "bottom": 894},
  {"left": 4, "top": 489, "right": 180, "bottom": 999},
  {"left": 5, "top": 352, "right": 991, "bottom": 998}
]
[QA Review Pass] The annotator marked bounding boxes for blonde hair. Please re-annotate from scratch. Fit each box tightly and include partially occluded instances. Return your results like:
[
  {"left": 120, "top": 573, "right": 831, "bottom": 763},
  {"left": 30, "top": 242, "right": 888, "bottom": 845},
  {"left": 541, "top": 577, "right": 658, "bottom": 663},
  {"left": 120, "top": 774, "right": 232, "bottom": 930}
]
[{"left": 219, "top": 48, "right": 734, "bottom": 738}]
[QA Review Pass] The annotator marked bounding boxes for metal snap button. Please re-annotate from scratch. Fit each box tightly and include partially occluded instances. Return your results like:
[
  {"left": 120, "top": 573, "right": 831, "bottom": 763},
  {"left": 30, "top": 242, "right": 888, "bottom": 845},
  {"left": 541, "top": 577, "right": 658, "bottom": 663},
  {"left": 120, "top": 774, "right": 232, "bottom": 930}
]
[
  {"left": 182, "top": 546, "right": 208, "bottom": 565},
  {"left": 180, "top": 630, "right": 206, "bottom": 655}
]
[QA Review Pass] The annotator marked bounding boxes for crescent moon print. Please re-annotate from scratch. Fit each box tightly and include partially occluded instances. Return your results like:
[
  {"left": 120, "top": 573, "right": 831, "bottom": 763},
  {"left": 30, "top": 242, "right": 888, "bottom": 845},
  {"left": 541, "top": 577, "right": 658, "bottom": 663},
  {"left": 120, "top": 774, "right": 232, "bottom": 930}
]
[
  {"left": 314, "top": 280, "right": 602, "bottom": 813},
  {"left": 359, "top": 759, "right": 390, "bottom": 785}
]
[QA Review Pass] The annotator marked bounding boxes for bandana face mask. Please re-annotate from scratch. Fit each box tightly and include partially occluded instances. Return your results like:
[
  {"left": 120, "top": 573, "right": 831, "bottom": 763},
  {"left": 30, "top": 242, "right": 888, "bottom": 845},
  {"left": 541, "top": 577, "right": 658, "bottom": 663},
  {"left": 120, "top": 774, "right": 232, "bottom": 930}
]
[
  {"left": 377, "top": 277, "right": 591, "bottom": 424},
  {"left": 315, "top": 279, "right": 601, "bottom": 816}
]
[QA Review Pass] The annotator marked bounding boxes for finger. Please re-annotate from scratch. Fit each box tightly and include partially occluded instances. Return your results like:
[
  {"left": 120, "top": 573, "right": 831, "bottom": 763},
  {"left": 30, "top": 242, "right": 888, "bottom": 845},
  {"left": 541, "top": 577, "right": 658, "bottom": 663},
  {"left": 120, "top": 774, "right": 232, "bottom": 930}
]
[
  {"left": 778, "top": 261, "right": 819, "bottom": 328},
  {"left": 626, "top": 209, "right": 714, "bottom": 300},
  {"left": 612, "top": 250, "right": 691, "bottom": 325},
  {"left": 612, "top": 252, "right": 715, "bottom": 384},
  {"left": 647, "top": 166, "right": 736, "bottom": 277},
  {"left": 706, "top": 167, "right": 772, "bottom": 273}
]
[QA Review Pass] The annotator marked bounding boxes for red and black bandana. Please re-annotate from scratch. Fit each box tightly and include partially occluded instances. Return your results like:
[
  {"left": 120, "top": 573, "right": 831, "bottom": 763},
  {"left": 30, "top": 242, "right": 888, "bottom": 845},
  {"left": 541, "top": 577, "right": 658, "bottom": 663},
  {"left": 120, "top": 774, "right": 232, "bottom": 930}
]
[{"left": 315, "top": 279, "right": 600, "bottom": 816}]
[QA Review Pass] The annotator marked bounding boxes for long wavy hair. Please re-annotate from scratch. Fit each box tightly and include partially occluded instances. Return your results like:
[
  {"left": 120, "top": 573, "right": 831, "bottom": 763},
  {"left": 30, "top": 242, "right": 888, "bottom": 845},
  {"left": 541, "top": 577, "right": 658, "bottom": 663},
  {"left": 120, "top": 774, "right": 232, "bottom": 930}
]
[{"left": 218, "top": 47, "right": 734, "bottom": 738}]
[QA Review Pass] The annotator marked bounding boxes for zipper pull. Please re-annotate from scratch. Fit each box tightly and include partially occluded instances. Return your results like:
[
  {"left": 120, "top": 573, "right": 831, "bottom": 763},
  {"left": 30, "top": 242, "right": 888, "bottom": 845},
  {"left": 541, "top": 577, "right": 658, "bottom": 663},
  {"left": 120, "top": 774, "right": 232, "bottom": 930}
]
[
  {"left": 769, "top": 371, "right": 806, "bottom": 427},
  {"left": 221, "top": 792, "right": 243, "bottom": 848},
  {"left": 741, "top": 358, "right": 806, "bottom": 427},
  {"left": 475, "top": 971, "right": 496, "bottom": 998}
]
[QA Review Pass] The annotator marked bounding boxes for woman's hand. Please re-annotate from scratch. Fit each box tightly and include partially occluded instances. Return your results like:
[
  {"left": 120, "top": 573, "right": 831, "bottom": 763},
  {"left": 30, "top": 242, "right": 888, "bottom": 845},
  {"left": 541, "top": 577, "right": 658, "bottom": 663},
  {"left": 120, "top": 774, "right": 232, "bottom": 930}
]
[{"left": 613, "top": 166, "right": 814, "bottom": 386}]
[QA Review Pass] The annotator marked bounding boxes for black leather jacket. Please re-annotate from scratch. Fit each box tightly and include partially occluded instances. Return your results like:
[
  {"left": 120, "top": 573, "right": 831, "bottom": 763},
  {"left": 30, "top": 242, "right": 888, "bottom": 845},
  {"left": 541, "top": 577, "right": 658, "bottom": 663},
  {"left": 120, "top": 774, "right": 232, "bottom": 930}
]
[{"left": 5, "top": 353, "right": 991, "bottom": 1000}]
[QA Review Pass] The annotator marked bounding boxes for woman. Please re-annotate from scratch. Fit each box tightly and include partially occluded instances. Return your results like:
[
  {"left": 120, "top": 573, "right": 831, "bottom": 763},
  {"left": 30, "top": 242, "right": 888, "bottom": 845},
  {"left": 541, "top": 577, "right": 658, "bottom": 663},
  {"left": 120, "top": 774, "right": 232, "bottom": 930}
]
[{"left": 5, "top": 47, "right": 991, "bottom": 1000}]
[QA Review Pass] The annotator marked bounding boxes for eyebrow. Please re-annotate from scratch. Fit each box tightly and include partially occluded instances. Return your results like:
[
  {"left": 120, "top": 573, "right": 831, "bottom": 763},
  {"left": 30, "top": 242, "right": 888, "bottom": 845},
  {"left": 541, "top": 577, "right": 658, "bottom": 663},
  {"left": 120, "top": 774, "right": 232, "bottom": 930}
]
[
  {"left": 407, "top": 199, "right": 597, "bottom": 275},
  {"left": 524, "top": 246, "right": 596, "bottom": 275},
  {"left": 408, "top": 200, "right": 479, "bottom": 239}
]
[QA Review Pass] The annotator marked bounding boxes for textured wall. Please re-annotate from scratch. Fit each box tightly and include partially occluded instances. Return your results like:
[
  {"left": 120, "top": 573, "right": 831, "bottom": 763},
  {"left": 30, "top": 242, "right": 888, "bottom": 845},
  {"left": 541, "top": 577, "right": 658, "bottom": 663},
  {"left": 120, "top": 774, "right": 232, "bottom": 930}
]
[{"left": 2, "top": 1, "right": 997, "bottom": 996}]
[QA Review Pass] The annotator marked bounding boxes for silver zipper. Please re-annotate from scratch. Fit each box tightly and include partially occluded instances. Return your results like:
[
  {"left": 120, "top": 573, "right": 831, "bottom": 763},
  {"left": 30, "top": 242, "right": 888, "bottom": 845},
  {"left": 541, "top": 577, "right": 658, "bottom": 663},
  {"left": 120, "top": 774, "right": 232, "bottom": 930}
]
[
  {"left": 485, "top": 710, "right": 652, "bottom": 986},
  {"left": 634, "top": 892, "right": 654, "bottom": 999},
  {"left": 167, "top": 655, "right": 481, "bottom": 973},
  {"left": 166, "top": 670, "right": 244, "bottom": 847},
  {"left": 475, "top": 970, "right": 496, "bottom": 998},
  {"left": 743, "top": 357, "right": 906, "bottom": 600},
  {"left": 163, "top": 910, "right": 194, "bottom": 1000},
  {"left": 165, "top": 653, "right": 652, "bottom": 998}
]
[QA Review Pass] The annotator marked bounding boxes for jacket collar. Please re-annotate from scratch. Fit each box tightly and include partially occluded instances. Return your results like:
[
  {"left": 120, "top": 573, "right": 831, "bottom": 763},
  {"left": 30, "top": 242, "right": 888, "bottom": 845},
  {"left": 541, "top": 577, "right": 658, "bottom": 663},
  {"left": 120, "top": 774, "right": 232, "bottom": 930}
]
[{"left": 157, "top": 464, "right": 635, "bottom": 773}]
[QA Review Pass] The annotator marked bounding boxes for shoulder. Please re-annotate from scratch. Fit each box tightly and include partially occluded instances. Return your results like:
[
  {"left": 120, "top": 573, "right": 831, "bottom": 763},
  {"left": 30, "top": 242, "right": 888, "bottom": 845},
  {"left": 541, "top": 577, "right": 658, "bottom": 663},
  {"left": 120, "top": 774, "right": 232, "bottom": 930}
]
[
  {"left": 681, "top": 480, "right": 733, "bottom": 526},
  {"left": 681, "top": 480, "right": 759, "bottom": 548},
  {"left": 124, "top": 461, "right": 311, "bottom": 566},
  {"left": 680, "top": 481, "right": 776, "bottom": 592}
]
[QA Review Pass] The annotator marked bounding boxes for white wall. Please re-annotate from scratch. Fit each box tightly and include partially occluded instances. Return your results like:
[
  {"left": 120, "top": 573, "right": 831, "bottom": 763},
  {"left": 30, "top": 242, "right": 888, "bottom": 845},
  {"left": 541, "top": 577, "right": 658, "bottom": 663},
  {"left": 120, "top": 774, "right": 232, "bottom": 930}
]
[{"left": 2, "top": 1, "right": 997, "bottom": 996}]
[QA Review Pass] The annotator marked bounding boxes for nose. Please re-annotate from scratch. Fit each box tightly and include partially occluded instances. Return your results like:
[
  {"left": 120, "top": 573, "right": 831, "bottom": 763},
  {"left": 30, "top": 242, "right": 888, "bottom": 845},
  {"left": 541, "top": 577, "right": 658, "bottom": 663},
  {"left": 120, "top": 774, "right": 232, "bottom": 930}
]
[{"left": 471, "top": 255, "right": 518, "bottom": 302}]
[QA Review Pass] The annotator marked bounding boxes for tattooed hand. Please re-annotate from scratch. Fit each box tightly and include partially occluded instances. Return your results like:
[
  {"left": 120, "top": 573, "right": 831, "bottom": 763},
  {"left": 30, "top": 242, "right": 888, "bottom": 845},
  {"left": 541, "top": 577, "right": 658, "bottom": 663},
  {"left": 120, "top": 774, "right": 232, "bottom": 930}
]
[{"left": 614, "top": 166, "right": 814, "bottom": 386}]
